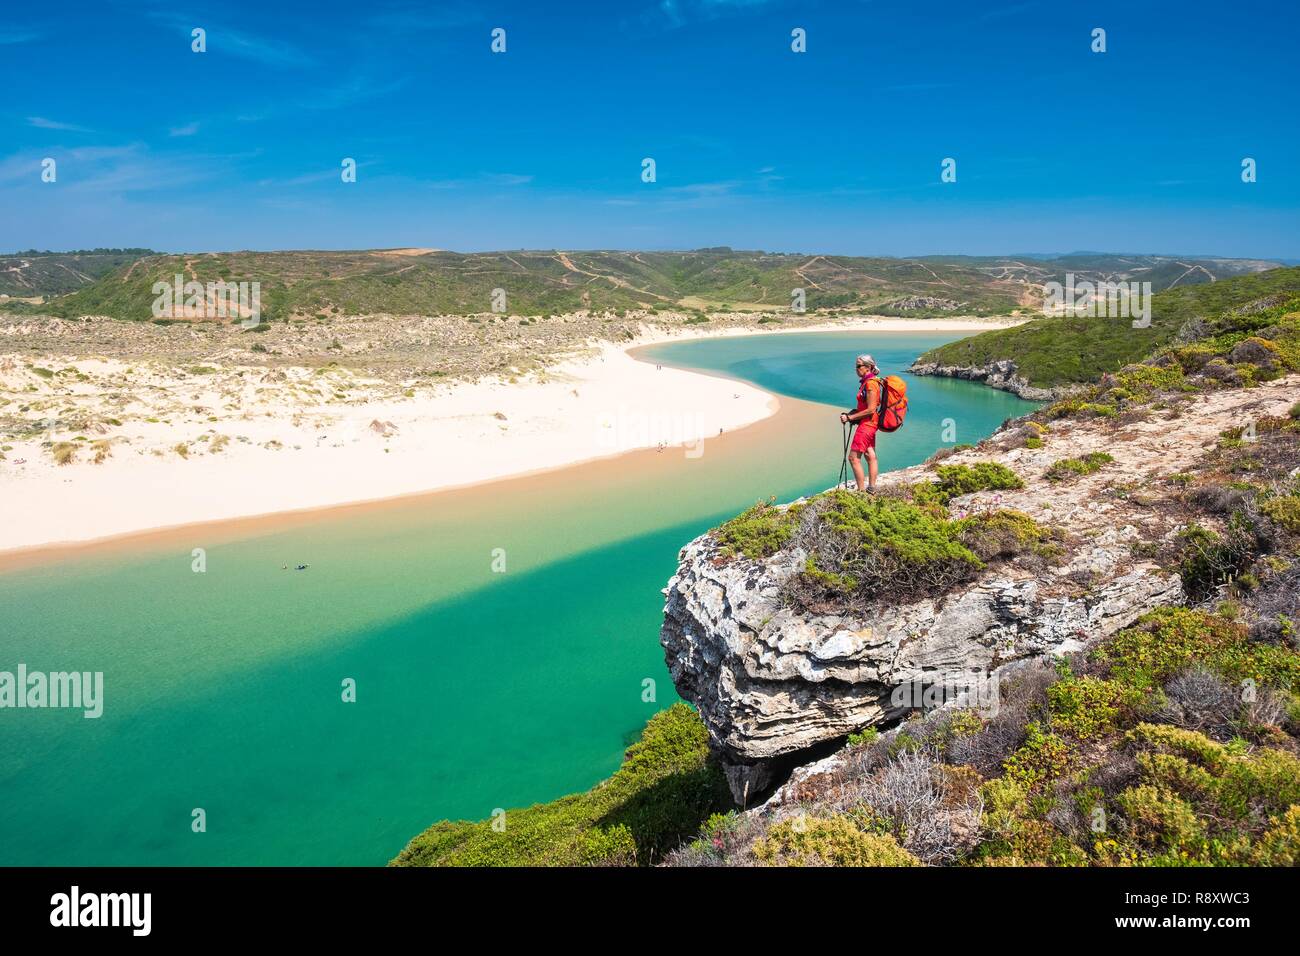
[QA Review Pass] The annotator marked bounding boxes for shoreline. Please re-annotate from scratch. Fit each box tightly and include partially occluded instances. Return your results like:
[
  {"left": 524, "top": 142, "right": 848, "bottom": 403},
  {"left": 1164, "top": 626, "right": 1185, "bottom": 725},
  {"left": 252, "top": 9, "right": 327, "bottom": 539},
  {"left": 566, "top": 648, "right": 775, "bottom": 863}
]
[{"left": 0, "top": 315, "right": 1023, "bottom": 559}]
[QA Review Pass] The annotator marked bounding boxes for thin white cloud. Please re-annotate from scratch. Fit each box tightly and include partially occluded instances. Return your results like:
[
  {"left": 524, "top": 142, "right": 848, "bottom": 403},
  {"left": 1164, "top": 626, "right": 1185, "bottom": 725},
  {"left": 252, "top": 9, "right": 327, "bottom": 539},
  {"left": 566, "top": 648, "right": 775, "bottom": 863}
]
[
  {"left": 301, "top": 74, "right": 409, "bottom": 111},
  {"left": 169, "top": 122, "right": 201, "bottom": 137},
  {"left": 367, "top": 2, "right": 483, "bottom": 31},
  {"left": 649, "top": 0, "right": 776, "bottom": 30},
  {"left": 424, "top": 172, "right": 534, "bottom": 190},
  {"left": 484, "top": 173, "right": 533, "bottom": 186},
  {"left": 27, "top": 116, "right": 93, "bottom": 133},
  {"left": 263, "top": 160, "right": 380, "bottom": 187},
  {"left": 0, "top": 28, "right": 40, "bottom": 45},
  {"left": 150, "top": 13, "right": 315, "bottom": 68},
  {"left": 0, "top": 143, "right": 244, "bottom": 193}
]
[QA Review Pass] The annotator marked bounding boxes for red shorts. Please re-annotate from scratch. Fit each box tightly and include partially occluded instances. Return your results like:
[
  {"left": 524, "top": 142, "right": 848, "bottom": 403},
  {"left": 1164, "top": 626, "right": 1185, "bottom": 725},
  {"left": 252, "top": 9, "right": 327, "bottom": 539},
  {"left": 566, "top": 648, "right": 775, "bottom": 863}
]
[{"left": 851, "top": 422, "right": 877, "bottom": 453}]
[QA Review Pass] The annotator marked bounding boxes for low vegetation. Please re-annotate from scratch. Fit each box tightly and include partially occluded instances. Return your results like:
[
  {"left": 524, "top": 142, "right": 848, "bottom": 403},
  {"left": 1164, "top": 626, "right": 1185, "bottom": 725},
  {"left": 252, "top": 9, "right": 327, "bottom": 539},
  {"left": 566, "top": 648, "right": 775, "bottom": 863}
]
[
  {"left": 660, "top": 278, "right": 1300, "bottom": 868},
  {"left": 667, "top": 603, "right": 1300, "bottom": 867},
  {"left": 6, "top": 247, "right": 1033, "bottom": 321},
  {"left": 916, "top": 266, "right": 1300, "bottom": 390},
  {"left": 913, "top": 461, "right": 1024, "bottom": 506},
  {"left": 715, "top": 464, "right": 1054, "bottom": 613},
  {"left": 1045, "top": 451, "right": 1114, "bottom": 482}
]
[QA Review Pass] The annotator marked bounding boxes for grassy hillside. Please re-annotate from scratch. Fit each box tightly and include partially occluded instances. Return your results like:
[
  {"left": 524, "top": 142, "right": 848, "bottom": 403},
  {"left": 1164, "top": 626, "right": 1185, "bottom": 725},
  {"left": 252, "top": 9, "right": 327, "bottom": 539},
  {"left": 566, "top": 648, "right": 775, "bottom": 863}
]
[
  {"left": 915, "top": 266, "right": 1300, "bottom": 388},
  {"left": 5, "top": 249, "right": 1279, "bottom": 323},
  {"left": 10, "top": 248, "right": 1027, "bottom": 321},
  {"left": 390, "top": 703, "right": 730, "bottom": 866},
  {"left": 0, "top": 249, "right": 155, "bottom": 298},
  {"left": 921, "top": 253, "right": 1280, "bottom": 293}
]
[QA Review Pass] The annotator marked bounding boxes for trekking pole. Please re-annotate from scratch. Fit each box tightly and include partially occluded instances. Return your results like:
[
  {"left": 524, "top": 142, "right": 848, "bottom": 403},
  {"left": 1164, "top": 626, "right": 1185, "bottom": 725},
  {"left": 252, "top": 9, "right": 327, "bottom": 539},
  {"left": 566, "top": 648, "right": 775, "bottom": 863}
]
[{"left": 838, "top": 418, "right": 850, "bottom": 489}]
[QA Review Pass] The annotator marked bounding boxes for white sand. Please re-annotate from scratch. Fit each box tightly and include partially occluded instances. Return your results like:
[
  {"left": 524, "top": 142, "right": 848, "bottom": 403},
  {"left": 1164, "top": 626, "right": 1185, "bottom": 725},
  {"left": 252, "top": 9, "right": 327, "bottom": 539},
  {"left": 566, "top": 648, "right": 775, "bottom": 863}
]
[{"left": 0, "top": 316, "right": 1023, "bottom": 553}]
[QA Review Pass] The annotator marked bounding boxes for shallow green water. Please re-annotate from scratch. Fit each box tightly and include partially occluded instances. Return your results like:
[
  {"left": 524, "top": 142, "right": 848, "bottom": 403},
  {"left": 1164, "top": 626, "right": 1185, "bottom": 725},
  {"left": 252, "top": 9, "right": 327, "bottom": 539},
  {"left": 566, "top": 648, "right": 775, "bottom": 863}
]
[{"left": 0, "top": 331, "right": 1035, "bottom": 865}]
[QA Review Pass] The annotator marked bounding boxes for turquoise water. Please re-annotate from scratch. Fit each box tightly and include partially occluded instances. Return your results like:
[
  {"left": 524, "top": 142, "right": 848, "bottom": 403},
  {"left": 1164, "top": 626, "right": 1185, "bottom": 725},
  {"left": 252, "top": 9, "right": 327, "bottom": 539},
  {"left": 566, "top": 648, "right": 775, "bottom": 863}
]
[
  {"left": 0, "top": 331, "right": 1036, "bottom": 865},
  {"left": 638, "top": 331, "right": 1031, "bottom": 468}
]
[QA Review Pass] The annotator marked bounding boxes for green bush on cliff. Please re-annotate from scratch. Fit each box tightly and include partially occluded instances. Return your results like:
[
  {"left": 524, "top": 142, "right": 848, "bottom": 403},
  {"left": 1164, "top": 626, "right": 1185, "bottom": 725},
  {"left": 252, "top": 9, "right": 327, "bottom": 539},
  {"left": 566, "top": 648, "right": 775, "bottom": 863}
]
[
  {"left": 1093, "top": 606, "right": 1300, "bottom": 693},
  {"left": 1114, "top": 362, "right": 1187, "bottom": 395},
  {"left": 953, "top": 508, "right": 1061, "bottom": 562},
  {"left": 714, "top": 499, "right": 799, "bottom": 559},
  {"left": 786, "top": 491, "right": 984, "bottom": 605},
  {"left": 390, "top": 703, "right": 730, "bottom": 866},
  {"left": 1105, "top": 723, "right": 1300, "bottom": 864},
  {"left": 752, "top": 815, "right": 920, "bottom": 867},
  {"left": 913, "top": 461, "right": 1025, "bottom": 506},
  {"left": 1260, "top": 493, "right": 1300, "bottom": 533},
  {"left": 1044, "top": 451, "right": 1114, "bottom": 481}
]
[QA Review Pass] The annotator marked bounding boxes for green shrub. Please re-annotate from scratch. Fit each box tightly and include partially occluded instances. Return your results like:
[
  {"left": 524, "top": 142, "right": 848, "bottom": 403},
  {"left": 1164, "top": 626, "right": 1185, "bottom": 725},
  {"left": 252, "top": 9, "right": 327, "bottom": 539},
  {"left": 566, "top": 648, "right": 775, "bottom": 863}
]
[
  {"left": 1115, "top": 784, "right": 1207, "bottom": 856},
  {"left": 1260, "top": 494, "right": 1300, "bottom": 533},
  {"left": 753, "top": 815, "right": 920, "bottom": 866},
  {"left": 1175, "top": 519, "right": 1258, "bottom": 597},
  {"left": 1076, "top": 402, "right": 1117, "bottom": 418},
  {"left": 1127, "top": 722, "right": 1300, "bottom": 822},
  {"left": 1113, "top": 363, "right": 1187, "bottom": 395},
  {"left": 953, "top": 509, "right": 1060, "bottom": 562},
  {"left": 788, "top": 491, "right": 984, "bottom": 604},
  {"left": 913, "top": 462, "right": 1024, "bottom": 506},
  {"left": 1251, "top": 806, "right": 1300, "bottom": 865},
  {"left": 1097, "top": 607, "right": 1300, "bottom": 692},
  {"left": 1002, "top": 721, "right": 1074, "bottom": 788},
  {"left": 847, "top": 727, "right": 880, "bottom": 747},
  {"left": 1047, "top": 675, "right": 1143, "bottom": 739},
  {"left": 715, "top": 500, "right": 797, "bottom": 559},
  {"left": 1045, "top": 452, "right": 1114, "bottom": 482}
]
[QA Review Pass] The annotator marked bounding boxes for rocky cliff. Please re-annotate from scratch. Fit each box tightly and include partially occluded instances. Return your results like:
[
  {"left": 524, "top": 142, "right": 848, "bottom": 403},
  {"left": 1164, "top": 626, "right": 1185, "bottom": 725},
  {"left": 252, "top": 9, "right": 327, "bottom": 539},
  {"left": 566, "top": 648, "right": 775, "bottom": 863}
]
[
  {"left": 661, "top": 375, "right": 1300, "bottom": 804},
  {"left": 908, "top": 357, "right": 1065, "bottom": 401}
]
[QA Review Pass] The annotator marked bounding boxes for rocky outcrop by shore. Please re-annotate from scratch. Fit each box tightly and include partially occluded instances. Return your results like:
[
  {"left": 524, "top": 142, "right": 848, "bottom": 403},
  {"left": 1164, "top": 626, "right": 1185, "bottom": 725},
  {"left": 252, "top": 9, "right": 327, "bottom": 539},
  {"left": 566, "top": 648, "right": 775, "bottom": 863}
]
[{"left": 908, "top": 357, "right": 1064, "bottom": 401}]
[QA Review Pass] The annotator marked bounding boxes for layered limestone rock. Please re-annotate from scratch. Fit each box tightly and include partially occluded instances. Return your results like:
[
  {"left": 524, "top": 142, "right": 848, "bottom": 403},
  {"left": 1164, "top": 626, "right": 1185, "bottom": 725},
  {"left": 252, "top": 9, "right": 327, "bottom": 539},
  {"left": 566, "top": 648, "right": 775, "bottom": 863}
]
[
  {"left": 662, "top": 528, "right": 1181, "bottom": 802},
  {"left": 661, "top": 376, "right": 1300, "bottom": 803},
  {"left": 908, "top": 357, "right": 1063, "bottom": 401}
]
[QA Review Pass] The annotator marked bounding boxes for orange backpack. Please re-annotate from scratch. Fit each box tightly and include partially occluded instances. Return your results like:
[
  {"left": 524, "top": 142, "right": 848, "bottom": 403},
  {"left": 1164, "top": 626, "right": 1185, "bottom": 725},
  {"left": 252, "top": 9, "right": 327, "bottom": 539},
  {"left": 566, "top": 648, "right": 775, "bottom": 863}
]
[{"left": 877, "top": 374, "right": 909, "bottom": 432}]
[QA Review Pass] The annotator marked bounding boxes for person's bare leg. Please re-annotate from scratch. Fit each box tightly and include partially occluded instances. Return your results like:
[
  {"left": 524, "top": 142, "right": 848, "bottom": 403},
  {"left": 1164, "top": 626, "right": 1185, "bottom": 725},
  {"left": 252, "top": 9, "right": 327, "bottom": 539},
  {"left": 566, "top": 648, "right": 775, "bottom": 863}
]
[
  {"left": 849, "top": 451, "right": 867, "bottom": 490},
  {"left": 866, "top": 447, "right": 878, "bottom": 490}
]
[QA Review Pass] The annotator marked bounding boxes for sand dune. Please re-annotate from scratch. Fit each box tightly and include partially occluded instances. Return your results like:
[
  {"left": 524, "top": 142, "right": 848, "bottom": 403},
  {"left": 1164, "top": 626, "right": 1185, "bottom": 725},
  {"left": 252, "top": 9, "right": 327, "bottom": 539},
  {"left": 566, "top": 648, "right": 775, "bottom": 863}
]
[{"left": 0, "top": 316, "right": 1021, "bottom": 554}]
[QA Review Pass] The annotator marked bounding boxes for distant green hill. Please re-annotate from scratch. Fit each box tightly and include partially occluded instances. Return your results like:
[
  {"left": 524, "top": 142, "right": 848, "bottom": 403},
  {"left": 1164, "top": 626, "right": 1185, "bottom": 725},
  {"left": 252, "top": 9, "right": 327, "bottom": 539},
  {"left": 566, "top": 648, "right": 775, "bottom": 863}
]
[
  {"left": 4, "top": 248, "right": 1281, "bottom": 323},
  {"left": 919, "top": 253, "right": 1280, "bottom": 294},
  {"left": 0, "top": 249, "right": 156, "bottom": 298},
  {"left": 9, "top": 248, "right": 1027, "bottom": 321},
  {"left": 914, "top": 266, "right": 1300, "bottom": 389},
  {"left": 1, "top": 248, "right": 1283, "bottom": 322}
]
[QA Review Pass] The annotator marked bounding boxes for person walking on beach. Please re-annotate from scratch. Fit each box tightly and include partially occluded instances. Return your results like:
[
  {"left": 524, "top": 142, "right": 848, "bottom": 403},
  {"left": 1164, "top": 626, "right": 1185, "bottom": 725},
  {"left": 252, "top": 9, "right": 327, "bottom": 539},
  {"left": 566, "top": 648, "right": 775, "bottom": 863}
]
[{"left": 841, "top": 354, "right": 881, "bottom": 492}]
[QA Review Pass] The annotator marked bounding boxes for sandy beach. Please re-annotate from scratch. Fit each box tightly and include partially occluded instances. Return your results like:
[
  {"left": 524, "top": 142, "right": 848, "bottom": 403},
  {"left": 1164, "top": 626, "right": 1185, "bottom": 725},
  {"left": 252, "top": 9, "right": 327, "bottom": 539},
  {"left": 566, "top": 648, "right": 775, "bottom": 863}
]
[{"left": 0, "top": 316, "right": 1023, "bottom": 554}]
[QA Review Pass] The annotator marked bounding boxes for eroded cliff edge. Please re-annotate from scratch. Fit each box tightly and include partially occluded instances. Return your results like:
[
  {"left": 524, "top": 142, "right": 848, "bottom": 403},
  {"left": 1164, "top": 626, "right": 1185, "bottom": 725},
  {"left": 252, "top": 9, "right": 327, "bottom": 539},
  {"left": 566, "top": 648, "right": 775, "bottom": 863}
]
[{"left": 662, "top": 375, "right": 1299, "bottom": 804}]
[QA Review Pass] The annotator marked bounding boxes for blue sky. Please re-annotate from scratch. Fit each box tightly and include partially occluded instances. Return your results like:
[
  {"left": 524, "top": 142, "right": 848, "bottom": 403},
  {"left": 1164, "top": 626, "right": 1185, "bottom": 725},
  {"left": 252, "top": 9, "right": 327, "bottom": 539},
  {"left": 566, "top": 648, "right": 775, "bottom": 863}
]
[{"left": 2, "top": 0, "right": 1296, "bottom": 257}]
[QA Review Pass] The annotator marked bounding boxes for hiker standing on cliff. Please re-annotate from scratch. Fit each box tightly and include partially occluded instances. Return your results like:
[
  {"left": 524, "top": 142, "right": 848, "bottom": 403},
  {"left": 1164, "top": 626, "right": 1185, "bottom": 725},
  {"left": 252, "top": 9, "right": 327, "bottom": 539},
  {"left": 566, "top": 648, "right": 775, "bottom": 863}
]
[{"left": 841, "top": 354, "right": 881, "bottom": 493}]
